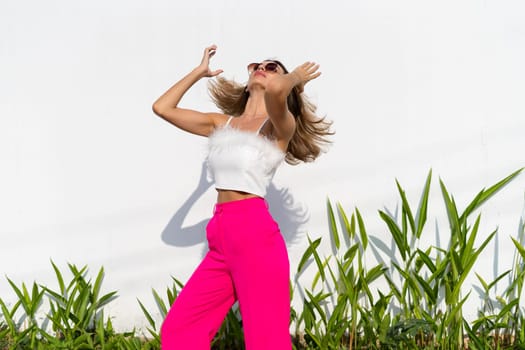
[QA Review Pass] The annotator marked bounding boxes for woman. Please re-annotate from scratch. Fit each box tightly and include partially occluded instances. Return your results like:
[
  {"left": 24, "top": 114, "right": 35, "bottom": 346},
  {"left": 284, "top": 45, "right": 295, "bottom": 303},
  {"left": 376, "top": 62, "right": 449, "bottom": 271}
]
[{"left": 152, "top": 45, "right": 331, "bottom": 350}]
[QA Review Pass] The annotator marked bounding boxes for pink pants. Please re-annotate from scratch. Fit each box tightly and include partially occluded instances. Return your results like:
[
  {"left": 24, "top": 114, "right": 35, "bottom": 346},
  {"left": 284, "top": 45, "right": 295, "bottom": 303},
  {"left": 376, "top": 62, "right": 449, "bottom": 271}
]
[{"left": 161, "top": 197, "right": 292, "bottom": 349}]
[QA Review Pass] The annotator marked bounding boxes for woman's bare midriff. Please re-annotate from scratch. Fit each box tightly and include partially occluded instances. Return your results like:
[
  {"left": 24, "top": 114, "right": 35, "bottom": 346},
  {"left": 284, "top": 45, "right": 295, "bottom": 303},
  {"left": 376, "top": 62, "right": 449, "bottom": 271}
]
[{"left": 216, "top": 189, "right": 260, "bottom": 204}]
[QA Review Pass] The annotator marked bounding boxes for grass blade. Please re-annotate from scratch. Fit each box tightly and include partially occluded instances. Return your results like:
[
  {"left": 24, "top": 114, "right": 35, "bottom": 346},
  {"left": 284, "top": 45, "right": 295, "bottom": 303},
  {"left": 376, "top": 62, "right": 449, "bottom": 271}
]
[
  {"left": 415, "top": 170, "right": 432, "bottom": 238},
  {"left": 460, "top": 168, "right": 523, "bottom": 221},
  {"left": 327, "top": 198, "right": 340, "bottom": 250},
  {"left": 355, "top": 208, "right": 368, "bottom": 250},
  {"left": 379, "top": 210, "right": 406, "bottom": 260},
  {"left": 396, "top": 179, "right": 416, "bottom": 235},
  {"left": 337, "top": 202, "right": 354, "bottom": 239},
  {"left": 297, "top": 236, "right": 322, "bottom": 274}
]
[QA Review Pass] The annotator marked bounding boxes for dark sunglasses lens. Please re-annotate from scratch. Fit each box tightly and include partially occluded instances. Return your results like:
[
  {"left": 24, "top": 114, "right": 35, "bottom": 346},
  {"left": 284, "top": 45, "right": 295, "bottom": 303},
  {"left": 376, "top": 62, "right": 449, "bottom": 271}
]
[
  {"left": 265, "top": 62, "right": 278, "bottom": 72},
  {"left": 248, "top": 62, "right": 279, "bottom": 73}
]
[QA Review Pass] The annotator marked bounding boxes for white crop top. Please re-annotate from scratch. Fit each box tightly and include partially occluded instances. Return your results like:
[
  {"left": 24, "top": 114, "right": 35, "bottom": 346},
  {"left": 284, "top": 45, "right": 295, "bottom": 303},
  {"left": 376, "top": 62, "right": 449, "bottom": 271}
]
[{"left": 206, "top": 117, "right": 285, "bottom": 197}]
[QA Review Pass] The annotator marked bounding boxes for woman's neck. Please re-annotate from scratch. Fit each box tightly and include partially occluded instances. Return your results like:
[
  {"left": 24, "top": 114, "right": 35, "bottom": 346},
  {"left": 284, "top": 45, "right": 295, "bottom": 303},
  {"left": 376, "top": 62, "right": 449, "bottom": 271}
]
[{"left": 242, "top": 89, "right": 267, "bottom": 119}]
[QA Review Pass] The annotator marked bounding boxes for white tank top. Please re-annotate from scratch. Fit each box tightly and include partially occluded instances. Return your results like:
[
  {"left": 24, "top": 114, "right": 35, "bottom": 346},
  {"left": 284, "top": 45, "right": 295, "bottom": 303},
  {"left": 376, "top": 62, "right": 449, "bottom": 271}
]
[{"left": 206, "top": 116, "right": 285, "bottom": 197}]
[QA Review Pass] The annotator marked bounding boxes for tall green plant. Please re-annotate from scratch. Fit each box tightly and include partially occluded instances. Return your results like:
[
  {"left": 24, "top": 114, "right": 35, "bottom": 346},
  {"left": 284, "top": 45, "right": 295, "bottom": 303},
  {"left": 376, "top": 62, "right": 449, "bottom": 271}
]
[
  {"left": 42, "top": 261, "right": 118, "bottom": 342},
  {"left": 0, "top": 280, "right": 44, "bottom": 349},
  {"left": 504, "top": 216, "right": 525, "bottom": 346},
  {"left": 470, "top": 269, "right": 514, "bottom": 348},
  {"left": 0, "top": 261, "right": 134, "bottom": 349},
  {"left": 379, "top": 170, "right": 437, "bottom": 331},
  {"left": 296, "top": 200, "right": 386, "bottom": 349},
  {"left": 435, "top": 169, "right": 522, "bottom": 348},
  {"left": 377, "top": 169, "right": 522, "bottom": 349}
]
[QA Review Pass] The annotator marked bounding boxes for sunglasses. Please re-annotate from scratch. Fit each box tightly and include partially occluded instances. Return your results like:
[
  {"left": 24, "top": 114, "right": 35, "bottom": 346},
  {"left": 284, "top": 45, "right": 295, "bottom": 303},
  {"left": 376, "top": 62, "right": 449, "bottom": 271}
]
[{"left": 247, "top": 61, "right": 280, "bottom": 73}]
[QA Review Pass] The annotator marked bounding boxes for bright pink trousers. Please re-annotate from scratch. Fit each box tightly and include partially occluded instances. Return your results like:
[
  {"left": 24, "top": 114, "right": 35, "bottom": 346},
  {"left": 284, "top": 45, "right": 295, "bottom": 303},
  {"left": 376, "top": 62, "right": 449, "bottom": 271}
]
[{"left": 161, "top": 197, "right": 292, "bottom": 349}]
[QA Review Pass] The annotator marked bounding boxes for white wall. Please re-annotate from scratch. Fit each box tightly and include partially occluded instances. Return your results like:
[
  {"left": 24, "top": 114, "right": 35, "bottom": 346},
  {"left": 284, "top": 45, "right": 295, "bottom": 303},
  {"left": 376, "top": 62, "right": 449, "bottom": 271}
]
[{"left": 1, "top": 0, "right": 524, "bottom": 331}]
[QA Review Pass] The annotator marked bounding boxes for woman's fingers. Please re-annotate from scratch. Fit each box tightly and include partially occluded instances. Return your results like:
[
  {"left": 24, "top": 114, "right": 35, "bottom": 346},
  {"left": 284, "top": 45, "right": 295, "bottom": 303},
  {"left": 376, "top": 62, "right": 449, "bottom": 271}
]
[
  {"left": 308, "top": 71, "right": 321, "bottom": 81},
  {"left": 205, "top": 44, "right": 217, "bottom": 54},
  {"left": 201, "top": 45, "right": 217, "bottom": 63},
  {"left": 294, "top": 61, "right": 321, "bottom": 85},
  {"left": 305, "top": 62, "right": 320, "bottom": 75},
  {"left": 208, "top": 45, "right": 217, "bottom": 57},
  {"left": 198, "top": 45, "right": 222, "bottom": 77},
  {"left": 298, "top": 62, "right": 320, "bottom": 73},
  {"left": 302, "top": 61, "right": 319, "bottom": 71}
]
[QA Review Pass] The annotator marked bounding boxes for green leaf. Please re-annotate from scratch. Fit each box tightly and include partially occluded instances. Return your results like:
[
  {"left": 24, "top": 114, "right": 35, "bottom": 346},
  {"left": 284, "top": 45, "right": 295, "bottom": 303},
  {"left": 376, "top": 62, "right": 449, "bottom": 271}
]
[
  {"left": 511, "top": 236, "right": 525, "bottom": 260},
  {"left": 498, "top": 298, "right": 519, "bottom": 318},
  {"left": 414, "top": 274, "right": 437, "bottom": 305},
  {"left": 365, "top": 265, "right": 386, "bottom": 284},
  {"left": 304, "top": 328, "right": 321, "bottom": 347},
  {"left": 343, "top": 244, "right": 359, "bottom": 262},
  {"left": 327, "top": 198, "right": 340, "bottom": 250},
  {"left": 153, "top": 288, "right": 168, "bottom": 317},
  {"left": 50, "top": 260, "right": 66, "bottom": 296},
  {"left": 415, "top": 169, "right": 432, "bottom": 238},
  {"left": 355, "top": 208, "right": 368, "bottom": 250},
  {"left": 44, "top": 286, "right": 66, "bottom": 306},
  {"left": 305, "top": 290, "right": 329, "bottom": 325},
  {"left": 475, "top": 272, "right": 489, "bottom": 292},
  {"left": 487, "top": 270, "right": 511, "bottom": 291},
  {"left": 312, "top": 256, "right": 331, "bottom": 290},
  {"left": 461, "top": 214, "right": 482, "bottom": 266},
  {"left": 384, "top": 274, "right": 402, "bottom": 303},
  {"left": 451, "top": 231, "right": 496, "bottom": 301},
  {"left": 334, "top": 259, "right": 353, "bottom": 296},
  {"left": 337, "top": 202, "right": 354, "bottom": 239},
  {"left": 379, "top": 210, "right": 406, "bottom": 260},
  {"left": 463, "top": 321, "right": 485, "bottom": 350},
  {"left": 297, "top": 236, "right": 322, "bottom": 274},
  {"left": 92, "top": 266, "right": 105, "bottom": 305},
  {"left": 6, "top": 278, "right": 31, "bottom": 318},
  {"left": 396, "top": 179, "right": 416, "bottom": 235},
  {"left": 439, "top": 179, "right": 461, "bottom": 241},
  {"left": 30, "top": 282, "right": 44, "bottom": 317},
  {"left": 96, "top": 291, "right": 118, "bottom": 310},
  {"left": 444, "top": 292, "right": 470, "bottom": 326},
  {"left": 75, "top": 285, "right": 90, "bottom": 326},
  {"left": 0, "top": 298, "right": 17, "bottom": 334},
  {"left": 137, "top": 299, "right": 156, "bottom": 330},
  {"left": 327, "top": 296, "right": 349, "bottom": 331},
  {"left": 460, "top": 168, "right": 523, "bottom": 222},
  {"left": 416, "top": 248, "right": 436, "bottom": 273},
  {"left": 310, "top": 240, "right": 327, "bottom": 285}
]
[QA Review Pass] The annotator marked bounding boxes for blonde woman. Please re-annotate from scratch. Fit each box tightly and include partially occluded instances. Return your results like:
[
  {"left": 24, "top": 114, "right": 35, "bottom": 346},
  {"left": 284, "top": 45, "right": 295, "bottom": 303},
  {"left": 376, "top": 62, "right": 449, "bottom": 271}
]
[{"left": 152, "top": 45, "right": 331, "bottom": 350}]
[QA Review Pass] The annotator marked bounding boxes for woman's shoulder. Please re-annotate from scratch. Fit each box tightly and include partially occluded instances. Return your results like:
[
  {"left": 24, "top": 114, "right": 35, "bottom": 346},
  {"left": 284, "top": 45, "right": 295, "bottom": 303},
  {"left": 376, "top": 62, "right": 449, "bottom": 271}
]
[{"left": 208, "top": 113, "right": 232, "bottom": 130}]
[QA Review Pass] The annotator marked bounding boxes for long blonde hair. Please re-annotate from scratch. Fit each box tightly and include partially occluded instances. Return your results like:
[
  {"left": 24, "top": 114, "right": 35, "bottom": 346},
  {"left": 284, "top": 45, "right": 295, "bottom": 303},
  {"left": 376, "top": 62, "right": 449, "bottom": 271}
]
[{"left": 208, "top": 60, "right": 333, "bottom": 165}]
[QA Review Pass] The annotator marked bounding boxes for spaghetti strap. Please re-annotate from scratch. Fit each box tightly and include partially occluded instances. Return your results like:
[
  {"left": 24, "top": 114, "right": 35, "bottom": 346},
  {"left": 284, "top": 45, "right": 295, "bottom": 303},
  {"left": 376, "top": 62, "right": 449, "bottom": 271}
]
[
  {"left": 225, "top": 116, "right": 233, "bottom": 127},
  {"left": 256, "top": 118, "right": 269, "bottom": 135}
]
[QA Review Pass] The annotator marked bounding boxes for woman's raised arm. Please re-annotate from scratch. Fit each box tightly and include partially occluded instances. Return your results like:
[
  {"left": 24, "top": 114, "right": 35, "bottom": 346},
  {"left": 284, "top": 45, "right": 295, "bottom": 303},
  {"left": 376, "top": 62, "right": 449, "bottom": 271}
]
[
  {"left": 152, "top": 45, "right": 227, "bottom": 137},
  {"left": 264, "top": 62, "right": 321, "bottom": 142}
]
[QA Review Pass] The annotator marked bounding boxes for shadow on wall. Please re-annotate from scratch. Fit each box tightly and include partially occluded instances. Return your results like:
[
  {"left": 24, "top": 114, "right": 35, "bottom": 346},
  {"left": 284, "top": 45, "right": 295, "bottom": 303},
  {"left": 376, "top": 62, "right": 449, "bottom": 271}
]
[{"left": 161, "top": 162, "right": 309, "bottom": 258}]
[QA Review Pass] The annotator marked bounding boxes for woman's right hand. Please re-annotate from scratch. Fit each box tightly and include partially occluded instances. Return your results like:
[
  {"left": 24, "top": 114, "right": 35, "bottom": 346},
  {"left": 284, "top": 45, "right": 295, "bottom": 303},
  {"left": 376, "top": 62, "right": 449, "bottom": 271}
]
[
  {"left": 152, "top": 44, "right": 227, "bottom": 136},
  {"left": 196, "top": 45, "right": 224, "bottom": 78}
]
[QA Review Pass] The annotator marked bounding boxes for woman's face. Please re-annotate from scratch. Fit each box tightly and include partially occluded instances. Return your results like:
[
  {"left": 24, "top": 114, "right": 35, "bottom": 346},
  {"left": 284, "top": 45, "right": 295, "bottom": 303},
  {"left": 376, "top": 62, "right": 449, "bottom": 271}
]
[{"left": 246, "top": 60, "right": 285, "bottom": 90}]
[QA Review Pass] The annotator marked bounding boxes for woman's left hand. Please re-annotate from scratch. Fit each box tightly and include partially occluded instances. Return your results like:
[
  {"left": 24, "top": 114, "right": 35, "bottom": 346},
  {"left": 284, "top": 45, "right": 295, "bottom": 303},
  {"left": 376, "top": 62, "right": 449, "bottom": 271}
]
[{"left": 290, "top": 62, "right": 321, "bottom": 93}]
